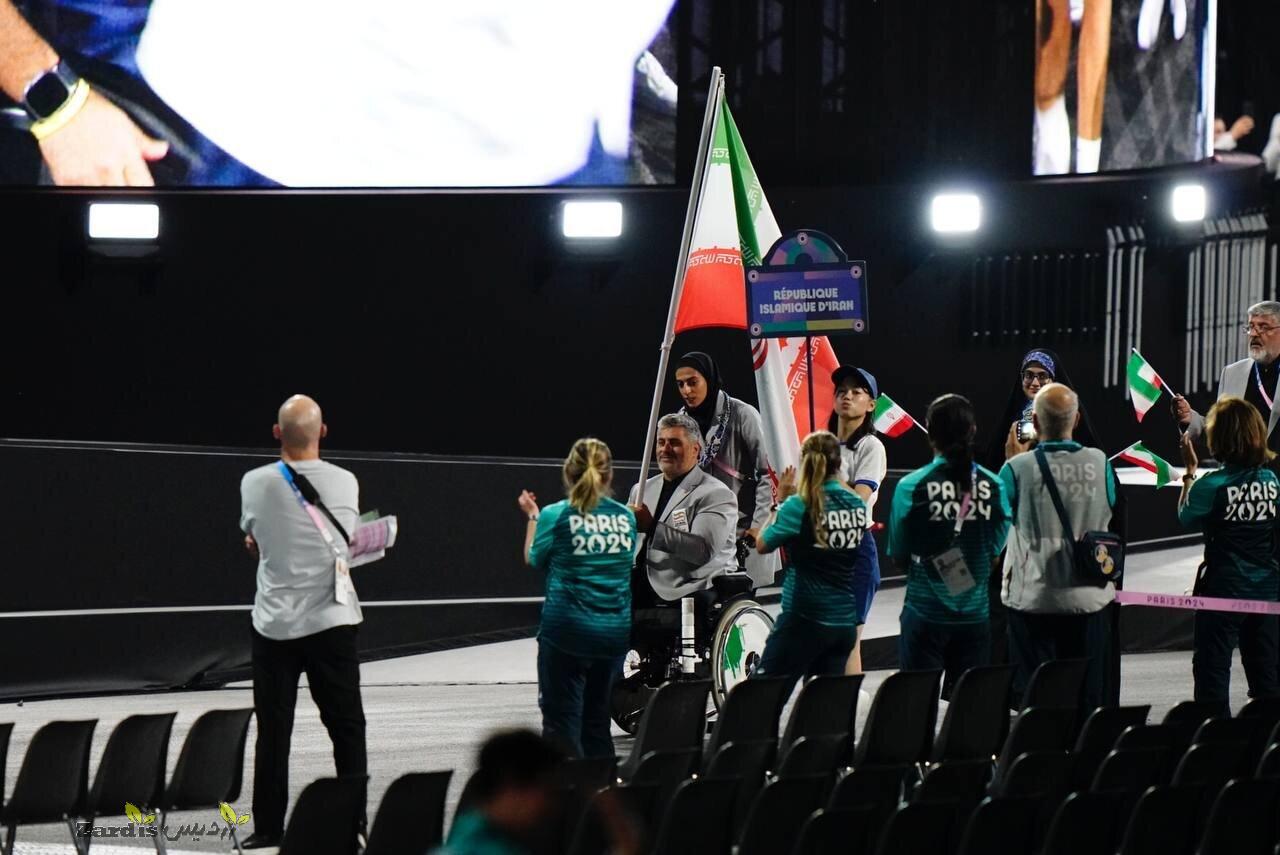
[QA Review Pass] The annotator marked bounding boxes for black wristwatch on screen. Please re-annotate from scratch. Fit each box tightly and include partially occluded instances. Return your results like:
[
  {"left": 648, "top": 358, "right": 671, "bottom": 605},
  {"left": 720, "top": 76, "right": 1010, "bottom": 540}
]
[{"left": 21, "top": 61, "right": 82, "bottom": 121}]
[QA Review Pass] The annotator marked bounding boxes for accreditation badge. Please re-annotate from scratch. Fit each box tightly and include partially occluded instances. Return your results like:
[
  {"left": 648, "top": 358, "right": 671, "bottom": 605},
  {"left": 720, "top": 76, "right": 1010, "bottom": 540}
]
[
  {"left": 334, "top": 556, "right": 356, "bottom": 605},
  {"left": 669, "top": 508, "right": 691, "bottom": 533},
  {"left": 931, "top": 547, "right": 976, "bottom": 596}
]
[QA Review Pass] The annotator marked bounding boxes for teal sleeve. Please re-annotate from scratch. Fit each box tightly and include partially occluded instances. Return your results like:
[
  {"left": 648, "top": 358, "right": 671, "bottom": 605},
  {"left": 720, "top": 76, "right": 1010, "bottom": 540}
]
[
  {"left": 991, "top": 476, "right": 1013, "bottom": 556},
  {"left": 1105, "top": 460, "right": 1118, "bottom": 508},
  {"left": 1178, "top": 475, "right": 1216, "bottom": 530},
  {"left": 527, "top": 503, "right": 563, "bottom": 571},
  {"left": 887, "top": 472, "right": 919, "bottom": 560},
  {"left": 998, "top": 462, "right": 1018, "bottom": 526},
  {"left": 623, "top": 507, "right": 640, "bottom": 560},
  {"left": 761, "top": 494, "right": 805, "bottom": 549}
]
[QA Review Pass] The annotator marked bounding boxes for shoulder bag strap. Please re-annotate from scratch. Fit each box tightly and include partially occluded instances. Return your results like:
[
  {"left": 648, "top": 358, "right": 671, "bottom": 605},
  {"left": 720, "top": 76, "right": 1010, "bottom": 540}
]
[
  {"left": 1033, "top": 448, "right": 1077, "bottom": 547},
  {"left": 284, "top": 463, "right": 352, "bottom": 545}
]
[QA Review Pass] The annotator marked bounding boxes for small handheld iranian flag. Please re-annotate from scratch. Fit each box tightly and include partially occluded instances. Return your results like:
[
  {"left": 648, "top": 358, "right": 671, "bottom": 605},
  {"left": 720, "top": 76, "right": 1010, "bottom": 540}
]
[
  {"left": 872, "top": 394, "right": 921, "bottom": 438},
  {"left": 1113, "top": 441, "right": 1175, "bottom": 488},
  {"left": 1127, "top": 349, "right": 1167, "bottom": 422}
]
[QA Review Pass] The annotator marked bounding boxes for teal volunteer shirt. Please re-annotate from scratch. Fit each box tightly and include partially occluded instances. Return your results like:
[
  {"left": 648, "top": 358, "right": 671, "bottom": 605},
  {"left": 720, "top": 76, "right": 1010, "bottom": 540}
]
[
  {"left": 527, "top": 496, "right": 636, "bottom": 657},
  {"left": 1178, "top": 465, "right": 1280, "bottom": 601},
  {"left": 761, "top": 480, "right": 869, "bottom": 627},
  {"left": 889, "top": 458, "right": 1012, "bottom": 624}
]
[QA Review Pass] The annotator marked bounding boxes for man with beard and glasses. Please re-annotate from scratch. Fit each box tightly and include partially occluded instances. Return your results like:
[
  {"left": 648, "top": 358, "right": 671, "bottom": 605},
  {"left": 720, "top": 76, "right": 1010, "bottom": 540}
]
[{"left": 1175, "top": 301, "right": 1280, "bottom": 456}]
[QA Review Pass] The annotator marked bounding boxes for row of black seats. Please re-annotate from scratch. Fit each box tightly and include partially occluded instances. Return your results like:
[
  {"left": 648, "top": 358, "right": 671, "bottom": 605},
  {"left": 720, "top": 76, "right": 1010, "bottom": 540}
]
[
  {"left": 617, "top": 658, "right": 1092, "bottom": 794},
  {"left": 0, "top": 709, "right": 252, "bottom": 854},
  {"left": 0, "top": 709, "right": 459, "bottom": 855},
  {"left": 552, "top": 660, "right": 1280, "bottom": 855}
]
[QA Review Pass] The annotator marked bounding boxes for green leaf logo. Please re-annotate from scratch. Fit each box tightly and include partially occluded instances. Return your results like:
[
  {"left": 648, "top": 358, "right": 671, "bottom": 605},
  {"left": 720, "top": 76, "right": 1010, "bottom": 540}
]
[
  {"left": 219, "top": 802, "right": 237, "bottom": 825},
  {"left": 125, "top": 803, "right": 143, "bottom": 825},
  {"left": 239, "top": 813, "right": 251, "bottom": 825},
  {"left": 143, "top": 813, "right": 156, "bottom": 825}
]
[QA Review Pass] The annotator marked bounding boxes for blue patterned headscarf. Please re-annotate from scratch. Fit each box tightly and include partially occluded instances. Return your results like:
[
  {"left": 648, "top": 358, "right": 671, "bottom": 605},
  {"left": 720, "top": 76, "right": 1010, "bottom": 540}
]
[{"left": 1020, "top": 350, "right": 1057, "bottom": 379}]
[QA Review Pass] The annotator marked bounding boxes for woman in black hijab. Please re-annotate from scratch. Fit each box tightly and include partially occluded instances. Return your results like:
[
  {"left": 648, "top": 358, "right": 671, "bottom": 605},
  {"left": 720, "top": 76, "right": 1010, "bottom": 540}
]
[
  {"left": 980, "top": 347, "right": 1100, "bottom": 471},
  {"left": 981, "top": 347, "right": 1103, "bottom": 669},
  {"left": 674, "top": 352, "right": 779, "bottom": 587}
]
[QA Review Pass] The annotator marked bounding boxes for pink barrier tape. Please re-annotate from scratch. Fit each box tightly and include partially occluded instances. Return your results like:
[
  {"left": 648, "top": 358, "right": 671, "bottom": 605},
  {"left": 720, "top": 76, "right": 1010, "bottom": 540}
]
[{"left": 1114, "top": 590, "right": 1280, "bottom": 615}]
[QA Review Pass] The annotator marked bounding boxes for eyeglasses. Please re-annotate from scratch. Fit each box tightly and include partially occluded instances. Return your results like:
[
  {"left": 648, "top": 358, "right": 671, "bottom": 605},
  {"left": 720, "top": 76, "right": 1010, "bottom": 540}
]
[
  {"left": 1242, "top": 324, "right": 1280, "bottom": 336},
  {"left": 1021, "top": 370, "right": 1052, "bottom": 384}
]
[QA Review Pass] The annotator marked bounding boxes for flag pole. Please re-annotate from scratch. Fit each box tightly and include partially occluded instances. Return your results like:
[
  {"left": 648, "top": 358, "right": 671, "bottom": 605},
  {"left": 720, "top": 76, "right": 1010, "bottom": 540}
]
[
  {"left": 805, "top": 336, "right": 815, "bottom": 433},
  {"left": 634, "top": 68, "right": 726, "bottom": 495}
]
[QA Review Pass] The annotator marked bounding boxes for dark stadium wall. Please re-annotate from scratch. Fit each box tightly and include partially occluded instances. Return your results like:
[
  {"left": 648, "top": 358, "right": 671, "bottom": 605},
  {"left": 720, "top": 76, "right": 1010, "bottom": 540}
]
[{"left": 0, "top": 162, "right": 1263, "bottom": 473}]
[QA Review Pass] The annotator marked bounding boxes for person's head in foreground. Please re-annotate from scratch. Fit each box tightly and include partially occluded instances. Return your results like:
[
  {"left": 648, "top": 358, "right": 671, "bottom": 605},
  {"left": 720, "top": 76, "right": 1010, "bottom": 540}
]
[
  {"left": 1033, "top": 383, "right": 1080, "bottom": 443},
  {"left": 1206, "top": 396, "right": 1275, "bottom": 467},
  {"left": 655, "top": 412, "right": 703, "bottom": 479}
]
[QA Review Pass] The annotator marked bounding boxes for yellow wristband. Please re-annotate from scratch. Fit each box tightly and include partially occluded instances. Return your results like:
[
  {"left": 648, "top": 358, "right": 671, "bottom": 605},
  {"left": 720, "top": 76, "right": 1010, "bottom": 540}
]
[{"left": 30, "top": 78, "right": 91, "bottom": 142}]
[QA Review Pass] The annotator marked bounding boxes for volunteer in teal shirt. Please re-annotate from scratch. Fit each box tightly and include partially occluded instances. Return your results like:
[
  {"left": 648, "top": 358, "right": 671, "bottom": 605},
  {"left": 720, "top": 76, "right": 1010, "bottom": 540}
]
[
  {"left": 1177, "top": 396, "right": 1280, "bottom": 716},
  {"left": 518, "top": 438, "right": 635, "bottom": 758},
  {"left": 753, "top": 431, "right": 869, "bottom": 695},
  {"left": 890, "top": 395, "right": 1011, "bottom": 691}
]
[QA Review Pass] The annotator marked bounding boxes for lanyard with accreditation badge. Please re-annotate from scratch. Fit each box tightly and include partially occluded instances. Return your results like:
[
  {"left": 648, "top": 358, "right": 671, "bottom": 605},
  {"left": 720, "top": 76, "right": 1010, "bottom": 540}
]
[
  {"left": 277, "top": 461, "right": 356, "bottom": 605},
  {"left": 1256, "top": 362, "right": 1275, "bottom": 411},
  {"left": 928, "top": 464, "right": 979, "bottom": 597}
]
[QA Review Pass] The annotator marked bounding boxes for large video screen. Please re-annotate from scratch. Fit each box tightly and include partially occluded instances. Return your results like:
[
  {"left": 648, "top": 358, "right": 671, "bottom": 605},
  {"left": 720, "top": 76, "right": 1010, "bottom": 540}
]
[
  {"left": 1, "top": 0, "right": 678, "bottom": 187},
  {"left": 1033, "top": 0, "right": 1214, "bottom": 175}
]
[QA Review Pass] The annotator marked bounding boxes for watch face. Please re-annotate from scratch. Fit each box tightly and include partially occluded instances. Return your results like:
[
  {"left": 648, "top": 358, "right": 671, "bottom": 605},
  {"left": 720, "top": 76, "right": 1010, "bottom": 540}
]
[{"left": 26, "top": 72, "right": 72, "bottom": 119}]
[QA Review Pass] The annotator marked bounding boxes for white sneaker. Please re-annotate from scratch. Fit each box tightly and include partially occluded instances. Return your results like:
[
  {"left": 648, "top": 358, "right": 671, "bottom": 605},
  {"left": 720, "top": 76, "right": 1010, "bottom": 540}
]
[
  {"left": 1137, "top": 0, "right": 1163, "bottom": 49},
  {"left": 636, "top": 50, "right": 678, "bottom": 111},
  {"left": 1170, "top": 0, "right": 1187, "bottom": 40}
]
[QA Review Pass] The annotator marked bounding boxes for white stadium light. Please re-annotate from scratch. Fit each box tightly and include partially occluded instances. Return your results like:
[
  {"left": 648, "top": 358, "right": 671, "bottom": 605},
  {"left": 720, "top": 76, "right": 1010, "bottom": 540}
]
[
  {"left": 88, "top": 202, "right": 160, "bottom": 240},
  {"left": 930, "top": 193, "right": 982, "bottom": 233},
  {"left": 1170, "top": 184, "right": 1206, "bottom": 223},
  {"left": 562, "top": 200, "right": 623, "bottom": 239}
]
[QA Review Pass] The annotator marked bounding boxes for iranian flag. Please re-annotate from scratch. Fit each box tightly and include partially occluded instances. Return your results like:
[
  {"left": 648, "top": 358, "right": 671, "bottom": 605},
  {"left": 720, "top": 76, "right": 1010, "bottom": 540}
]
[
  {"left": 1126, "top": 349, "right": 1166, "bottom": 423},
  {"left": 672, "top": 96, "right": 838, "bottom": 472},
  {"left": 871, "top": 394, "right": 920, "bottom": 438},
  {"left": 1113, "top": 441, "right": 1175, "bottom": 488}
]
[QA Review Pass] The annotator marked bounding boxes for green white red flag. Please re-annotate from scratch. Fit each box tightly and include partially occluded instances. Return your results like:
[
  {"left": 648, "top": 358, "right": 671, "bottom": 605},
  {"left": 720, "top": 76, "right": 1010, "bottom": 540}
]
[
  {"left": 871, "top": 394, "right": 920, "bottom": 438},
  {"left": 1126, "top": 349, "right": 1166, "bottom": 423},
  {"left": 673, "top": 97, "right": 838, "bottom": 471},
  {"left": 1112, "top": 441, "right": 1175, "bottom": 488}
]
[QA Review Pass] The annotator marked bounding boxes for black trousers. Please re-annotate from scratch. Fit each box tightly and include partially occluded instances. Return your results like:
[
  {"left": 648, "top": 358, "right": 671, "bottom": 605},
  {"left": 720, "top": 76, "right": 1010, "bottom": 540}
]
[
  {"left": 251, "top": 624, "right": 367, "bottom": 835},
  {"left": 1193, "top": 610, "right": 1280, "bottom": 718},
  {"left": 1007, "top": 608, "right": 1109, "bottom": 710}
]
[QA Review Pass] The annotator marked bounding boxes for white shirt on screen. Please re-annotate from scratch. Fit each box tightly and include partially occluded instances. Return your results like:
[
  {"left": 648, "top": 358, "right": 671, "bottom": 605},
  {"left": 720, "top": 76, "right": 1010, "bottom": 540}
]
[{"left": 136, "top": 0, "right": 674, "bottom": 186}]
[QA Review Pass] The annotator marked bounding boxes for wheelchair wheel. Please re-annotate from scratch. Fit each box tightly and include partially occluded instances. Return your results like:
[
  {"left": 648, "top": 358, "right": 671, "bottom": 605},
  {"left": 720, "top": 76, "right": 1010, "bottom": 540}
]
[
  {"left": 609, "top": 648, "right": 663, "bottom": 736},
  {"left": 709, "top": 599, "right": 774, "bottom": 710}
]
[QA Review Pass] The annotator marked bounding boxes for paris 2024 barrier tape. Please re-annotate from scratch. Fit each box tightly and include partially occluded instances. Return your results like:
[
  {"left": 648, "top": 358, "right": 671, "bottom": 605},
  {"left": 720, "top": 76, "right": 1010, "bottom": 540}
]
[{"left": 1115, "top": 590, "right": 1280, "bottom": 616}]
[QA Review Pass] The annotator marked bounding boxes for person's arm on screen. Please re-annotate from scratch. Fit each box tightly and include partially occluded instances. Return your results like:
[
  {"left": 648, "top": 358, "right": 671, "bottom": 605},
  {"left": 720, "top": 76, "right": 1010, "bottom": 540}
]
[{"left": 0, "top": 0, "right": 168, "bottom": 185}]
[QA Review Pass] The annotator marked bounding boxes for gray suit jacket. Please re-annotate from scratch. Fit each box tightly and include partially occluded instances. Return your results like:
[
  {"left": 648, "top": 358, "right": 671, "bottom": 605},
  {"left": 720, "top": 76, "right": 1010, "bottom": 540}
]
[
  {"left": 1187, "top": 357, "right": 1280, "bottom": 441},
  {"left": 628, "top": 465, "right": 737, "bottom": 601}
]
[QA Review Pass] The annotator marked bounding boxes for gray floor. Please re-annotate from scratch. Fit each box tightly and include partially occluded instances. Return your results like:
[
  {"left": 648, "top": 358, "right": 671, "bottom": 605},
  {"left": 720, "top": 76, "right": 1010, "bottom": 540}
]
[{"left": 0, "top": 546, "right": 1247, "bottom": 852}]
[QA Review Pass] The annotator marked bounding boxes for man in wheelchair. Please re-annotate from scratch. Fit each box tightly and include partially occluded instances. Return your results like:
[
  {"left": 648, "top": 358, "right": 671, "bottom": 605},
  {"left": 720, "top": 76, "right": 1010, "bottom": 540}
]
[{"left": 615, "top": 413, "right": 774, "bottom": 731}]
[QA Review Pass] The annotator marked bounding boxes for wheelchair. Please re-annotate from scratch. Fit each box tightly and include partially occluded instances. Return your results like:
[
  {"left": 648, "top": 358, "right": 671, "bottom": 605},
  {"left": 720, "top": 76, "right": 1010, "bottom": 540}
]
[{"left": 609, "top": 537, "right": 775, "bottom": 734}]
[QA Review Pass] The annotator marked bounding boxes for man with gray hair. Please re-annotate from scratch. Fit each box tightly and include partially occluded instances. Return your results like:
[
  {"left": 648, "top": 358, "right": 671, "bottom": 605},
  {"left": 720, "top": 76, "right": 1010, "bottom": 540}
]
[
  {"left": 999, "top": 383, "right": 1120, "bottom": 708},
  {"left": 628, "top": 412, "right": 737, "bottom": 605},
  {"left": 1175, "top": 300, "right": 1280, "bottom": 452},
  {"left": 239, "top": 394, "right": 367, "bottom": 848}
]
